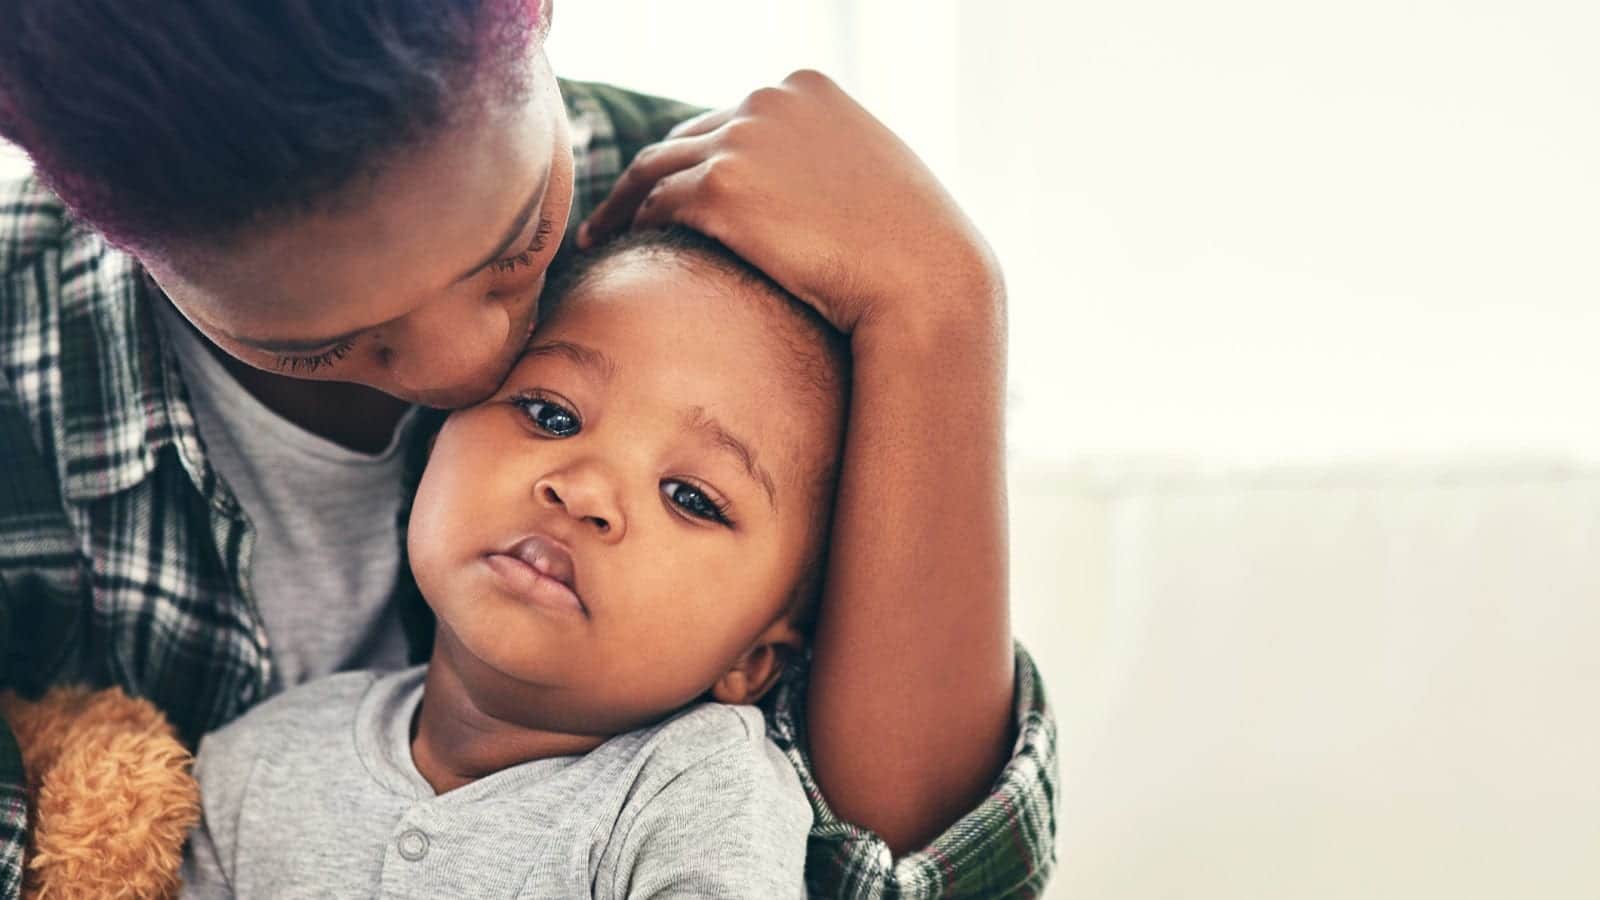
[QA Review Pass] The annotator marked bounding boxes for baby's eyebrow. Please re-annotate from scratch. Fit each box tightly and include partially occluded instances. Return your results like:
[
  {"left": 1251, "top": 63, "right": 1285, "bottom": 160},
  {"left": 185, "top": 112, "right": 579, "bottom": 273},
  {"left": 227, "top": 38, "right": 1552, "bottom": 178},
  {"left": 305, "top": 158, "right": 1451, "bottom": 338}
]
[
  {"left": 522, "top": 340, "right": 616, "bottom": 382},
  {"left": 685, "top": 406, "right": 777, "bottom": 510}
]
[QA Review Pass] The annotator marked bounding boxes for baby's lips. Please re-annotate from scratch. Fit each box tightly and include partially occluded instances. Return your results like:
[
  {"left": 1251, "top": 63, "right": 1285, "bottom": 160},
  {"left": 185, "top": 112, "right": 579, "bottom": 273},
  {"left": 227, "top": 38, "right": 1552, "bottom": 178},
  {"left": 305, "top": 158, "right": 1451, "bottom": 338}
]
[{"left": 508, "top": 534, "right": 577, "bottom": 593}]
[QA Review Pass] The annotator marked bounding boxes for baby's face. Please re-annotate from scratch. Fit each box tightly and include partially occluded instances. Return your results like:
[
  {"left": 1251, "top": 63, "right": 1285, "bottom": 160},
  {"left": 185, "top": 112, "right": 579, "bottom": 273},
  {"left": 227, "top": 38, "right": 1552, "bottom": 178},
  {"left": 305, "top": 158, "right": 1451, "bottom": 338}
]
[{"left": 408, "top": 255, "right": 830, "bottom": 735}]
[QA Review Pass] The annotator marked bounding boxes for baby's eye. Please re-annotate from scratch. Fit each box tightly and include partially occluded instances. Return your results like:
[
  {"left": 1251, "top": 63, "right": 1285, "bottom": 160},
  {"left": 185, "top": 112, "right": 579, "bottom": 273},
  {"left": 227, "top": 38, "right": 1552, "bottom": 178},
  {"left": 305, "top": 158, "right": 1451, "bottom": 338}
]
[
  {"left": 661, "top": 480, "right": 730, "bottom": 525},
  {"left": 512, "top": 394, "right": 581, "bottom": 437}
]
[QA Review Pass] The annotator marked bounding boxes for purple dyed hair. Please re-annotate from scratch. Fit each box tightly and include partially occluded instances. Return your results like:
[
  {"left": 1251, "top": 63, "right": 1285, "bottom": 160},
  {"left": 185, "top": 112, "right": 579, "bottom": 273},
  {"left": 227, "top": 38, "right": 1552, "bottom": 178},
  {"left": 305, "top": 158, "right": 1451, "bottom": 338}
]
[{"left": 0, "top": 0, "right": 544, "bottom": 250}]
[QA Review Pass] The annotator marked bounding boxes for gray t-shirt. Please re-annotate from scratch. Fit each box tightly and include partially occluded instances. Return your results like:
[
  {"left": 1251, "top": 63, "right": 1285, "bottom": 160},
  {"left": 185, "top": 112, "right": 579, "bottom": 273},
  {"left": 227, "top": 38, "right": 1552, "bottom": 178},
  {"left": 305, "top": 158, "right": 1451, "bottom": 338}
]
[
  {"left": 156, "top": 299, "right": 414, "bottom": 689},
  {"left": 180, "top": 667, "right": 811, "bottom": 899}
]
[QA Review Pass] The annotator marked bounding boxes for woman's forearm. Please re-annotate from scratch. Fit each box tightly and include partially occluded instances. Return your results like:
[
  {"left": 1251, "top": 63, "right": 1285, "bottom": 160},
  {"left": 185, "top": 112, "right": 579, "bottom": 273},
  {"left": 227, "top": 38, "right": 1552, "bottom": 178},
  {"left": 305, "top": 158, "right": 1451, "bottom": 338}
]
[{"left": 806, "top": 271, "right": 1016, "bottom": 855}]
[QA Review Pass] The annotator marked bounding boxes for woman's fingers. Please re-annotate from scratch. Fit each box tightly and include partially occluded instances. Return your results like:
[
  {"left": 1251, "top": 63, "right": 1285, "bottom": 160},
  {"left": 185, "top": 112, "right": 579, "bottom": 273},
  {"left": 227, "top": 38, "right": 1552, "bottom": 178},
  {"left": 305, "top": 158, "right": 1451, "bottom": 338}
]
[
  {"left": 581, "top": 69, "right": 991, "bottom": 335},
  {"left": 577, "top": 131, "right": 718, "bottom": 248},
  {"left": 628, "top": 158, "right": 723, "bottom": 235},
  {"left": 665, "top": 105, "right": 734, "bottom": 140}
]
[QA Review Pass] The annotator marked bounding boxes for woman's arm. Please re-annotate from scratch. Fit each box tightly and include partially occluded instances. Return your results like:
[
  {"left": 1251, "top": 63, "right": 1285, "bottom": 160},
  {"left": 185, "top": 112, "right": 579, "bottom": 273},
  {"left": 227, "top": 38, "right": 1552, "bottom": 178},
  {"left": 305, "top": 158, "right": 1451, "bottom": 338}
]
[
  {"left": 580, "top": 70, "right": 1015, "bottom": 853},
  {"left": 806, "top": 274, "right": 1014, "bottom": 853}
]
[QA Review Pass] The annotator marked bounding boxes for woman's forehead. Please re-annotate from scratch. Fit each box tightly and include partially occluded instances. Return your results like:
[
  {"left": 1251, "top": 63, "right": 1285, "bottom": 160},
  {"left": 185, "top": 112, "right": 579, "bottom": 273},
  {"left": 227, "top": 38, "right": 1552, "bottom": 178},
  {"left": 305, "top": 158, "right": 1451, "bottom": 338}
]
[{"left": 157, "top": 71, "right": 565, "bottom": 340}]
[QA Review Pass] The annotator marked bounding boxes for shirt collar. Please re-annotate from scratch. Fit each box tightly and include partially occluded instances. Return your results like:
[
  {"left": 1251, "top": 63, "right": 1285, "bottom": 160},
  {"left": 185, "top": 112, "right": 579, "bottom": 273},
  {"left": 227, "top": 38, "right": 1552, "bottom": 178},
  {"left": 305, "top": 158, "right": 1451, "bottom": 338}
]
[{"left": 54, "top": 224, "right": 212, "bottom": 506}]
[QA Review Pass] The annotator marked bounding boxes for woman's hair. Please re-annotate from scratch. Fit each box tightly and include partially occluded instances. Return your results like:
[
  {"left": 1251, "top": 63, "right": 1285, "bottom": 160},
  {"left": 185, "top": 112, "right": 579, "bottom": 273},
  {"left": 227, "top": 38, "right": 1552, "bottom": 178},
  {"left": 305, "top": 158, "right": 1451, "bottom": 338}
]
[{"left": 0, "top": 0, "right": 544, "bottom": 251}]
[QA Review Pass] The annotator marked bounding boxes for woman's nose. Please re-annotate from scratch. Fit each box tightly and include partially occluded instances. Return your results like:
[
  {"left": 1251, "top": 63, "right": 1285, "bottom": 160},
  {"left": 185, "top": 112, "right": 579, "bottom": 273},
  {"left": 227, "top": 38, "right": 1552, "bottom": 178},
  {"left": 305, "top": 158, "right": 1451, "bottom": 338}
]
[
  {"left": 535, "top": 469, "right": 626, "bottom": 542},
  {"left": 381, "top": 296, "right": 509, "bottom": 396}
]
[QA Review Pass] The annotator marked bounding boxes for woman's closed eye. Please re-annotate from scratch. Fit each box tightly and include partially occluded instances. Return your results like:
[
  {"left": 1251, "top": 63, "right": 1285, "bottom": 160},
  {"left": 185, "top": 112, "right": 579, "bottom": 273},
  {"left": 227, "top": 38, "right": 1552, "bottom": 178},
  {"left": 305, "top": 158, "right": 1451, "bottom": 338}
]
[
  {"left": 661, "top": 480, "right": 732, "bottom": 526},
  {"left": 511, "top": 392, "right": 581, "bottom": 437},
  {"left": 491, "top": 217, "right": 556, "bottom": 275},
  {"left": 274, "top": 338, "right": 357, "bottom": 374}
]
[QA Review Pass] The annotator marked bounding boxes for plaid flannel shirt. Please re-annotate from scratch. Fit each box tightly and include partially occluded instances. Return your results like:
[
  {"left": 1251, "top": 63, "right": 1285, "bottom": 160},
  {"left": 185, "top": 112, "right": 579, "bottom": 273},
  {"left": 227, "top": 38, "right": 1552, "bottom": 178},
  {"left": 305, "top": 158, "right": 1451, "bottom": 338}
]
[{"left": 0, "top": 80, "right": 1057, "bottom": 898}]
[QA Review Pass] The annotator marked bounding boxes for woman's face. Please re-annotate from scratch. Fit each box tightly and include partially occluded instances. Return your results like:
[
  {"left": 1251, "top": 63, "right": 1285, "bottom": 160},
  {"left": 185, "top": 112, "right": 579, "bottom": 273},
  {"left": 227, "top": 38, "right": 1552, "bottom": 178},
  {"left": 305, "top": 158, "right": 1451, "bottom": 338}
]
[{"left": 142, "top": 50, "right": 575, "bottom": 410}]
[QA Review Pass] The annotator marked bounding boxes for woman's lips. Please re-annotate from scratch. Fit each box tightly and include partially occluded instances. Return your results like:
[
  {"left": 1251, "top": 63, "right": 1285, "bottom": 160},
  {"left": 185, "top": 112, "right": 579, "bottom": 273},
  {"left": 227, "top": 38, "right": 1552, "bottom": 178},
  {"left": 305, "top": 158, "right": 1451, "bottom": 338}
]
[{"left": 484, "top": 535, "right": 586, "bottom": 617}]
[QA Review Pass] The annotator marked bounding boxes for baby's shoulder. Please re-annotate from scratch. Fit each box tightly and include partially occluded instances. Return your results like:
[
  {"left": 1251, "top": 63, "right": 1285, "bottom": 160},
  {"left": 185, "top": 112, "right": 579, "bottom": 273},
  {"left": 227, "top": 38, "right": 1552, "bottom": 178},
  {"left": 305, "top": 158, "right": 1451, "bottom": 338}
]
[
  {"left": 594, "top": 705, "right": 811, "bottom": 897},
  {"left": 624, "top": 703, "right": 804, "bottom": 807},
  {"left": 633, "top": 703, "right": 767, "bottom": 764}
]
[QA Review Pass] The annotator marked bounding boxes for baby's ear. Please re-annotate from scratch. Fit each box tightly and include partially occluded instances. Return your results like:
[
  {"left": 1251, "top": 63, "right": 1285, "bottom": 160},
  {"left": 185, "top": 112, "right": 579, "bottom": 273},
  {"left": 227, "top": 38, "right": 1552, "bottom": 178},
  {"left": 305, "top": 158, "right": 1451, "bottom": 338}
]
[{"left": 710, "top": 618, "right": 804, "bottom": 706}]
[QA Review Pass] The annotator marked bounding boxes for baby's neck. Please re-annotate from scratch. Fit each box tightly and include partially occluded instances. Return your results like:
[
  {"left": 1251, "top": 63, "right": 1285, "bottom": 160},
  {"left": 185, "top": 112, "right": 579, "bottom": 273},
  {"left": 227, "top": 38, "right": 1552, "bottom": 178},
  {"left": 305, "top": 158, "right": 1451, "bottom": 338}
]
[{"left": 410, "top": 658, "right": 607, "bottom": 795}]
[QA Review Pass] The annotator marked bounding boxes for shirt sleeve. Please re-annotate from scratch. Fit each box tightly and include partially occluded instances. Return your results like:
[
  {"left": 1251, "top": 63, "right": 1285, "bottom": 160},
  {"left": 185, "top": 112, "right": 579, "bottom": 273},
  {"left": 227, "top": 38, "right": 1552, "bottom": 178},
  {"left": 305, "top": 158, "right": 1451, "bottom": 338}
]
[
  {"left": 611, "top": 725, "right": 811, "bottom": 899},
  {"left": 0, "top": 299, "right": 93, "bottom": 900},
  {"left": 555, "top": 79, "right": 706, "bottom": 229},
  {"left": 0, "top": 171, "right": 35, "bottom": 900},
  {"left": 767, "top": 641, "right": 1059, "bottom": 899},
  {"left": 0, "top": 719, "right": 23, "bottom": 900}
]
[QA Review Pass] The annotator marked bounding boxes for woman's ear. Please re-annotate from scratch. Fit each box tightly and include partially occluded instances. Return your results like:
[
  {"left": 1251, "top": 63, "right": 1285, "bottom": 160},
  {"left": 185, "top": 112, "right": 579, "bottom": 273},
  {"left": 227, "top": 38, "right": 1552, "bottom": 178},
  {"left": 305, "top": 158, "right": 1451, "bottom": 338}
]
[{"left": 710, "top": 617, "right": 804, "bottom": 706}]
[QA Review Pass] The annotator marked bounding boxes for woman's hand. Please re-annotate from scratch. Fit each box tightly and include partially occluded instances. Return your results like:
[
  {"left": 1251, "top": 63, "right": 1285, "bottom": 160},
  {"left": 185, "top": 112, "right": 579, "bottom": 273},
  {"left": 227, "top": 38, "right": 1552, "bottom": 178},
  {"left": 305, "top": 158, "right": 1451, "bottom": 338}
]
[{"left": 578, "top": 69, "right": 1001, "bottom": 338}]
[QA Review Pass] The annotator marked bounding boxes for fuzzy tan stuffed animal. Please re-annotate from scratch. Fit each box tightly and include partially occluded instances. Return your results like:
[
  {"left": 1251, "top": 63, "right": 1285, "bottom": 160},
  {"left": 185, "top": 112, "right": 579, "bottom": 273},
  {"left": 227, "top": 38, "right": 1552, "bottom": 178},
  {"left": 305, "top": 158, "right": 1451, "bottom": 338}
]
[{"left": 0, "top": 686, "right": 199, "bottom": 899}]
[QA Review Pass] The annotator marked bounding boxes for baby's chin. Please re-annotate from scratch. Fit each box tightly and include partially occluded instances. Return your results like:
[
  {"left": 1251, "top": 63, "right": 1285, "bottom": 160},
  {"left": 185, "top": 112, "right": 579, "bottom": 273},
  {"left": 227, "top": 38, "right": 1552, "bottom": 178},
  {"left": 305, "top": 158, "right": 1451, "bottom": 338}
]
[
  {"left": 437, "top": 624, "right": 716, "bottom": 736},
  {"left": 466, "top": 672, "right": 701, "bottom": 739}
]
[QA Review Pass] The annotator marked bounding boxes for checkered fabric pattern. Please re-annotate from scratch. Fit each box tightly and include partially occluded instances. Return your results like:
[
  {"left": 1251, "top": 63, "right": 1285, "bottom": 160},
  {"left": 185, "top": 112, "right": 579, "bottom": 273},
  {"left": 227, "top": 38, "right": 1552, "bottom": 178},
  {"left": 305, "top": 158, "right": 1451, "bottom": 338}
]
[{"left": 0, "top": 80, "right": 1056, "bottom": 898}]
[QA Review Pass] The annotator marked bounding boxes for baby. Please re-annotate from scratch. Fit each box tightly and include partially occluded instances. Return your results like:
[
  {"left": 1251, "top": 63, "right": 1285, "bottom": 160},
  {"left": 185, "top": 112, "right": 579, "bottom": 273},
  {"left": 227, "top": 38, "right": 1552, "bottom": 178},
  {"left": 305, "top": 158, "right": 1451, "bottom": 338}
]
[{"left": 179, "top": 228, "right": 849, "bottom": 898}]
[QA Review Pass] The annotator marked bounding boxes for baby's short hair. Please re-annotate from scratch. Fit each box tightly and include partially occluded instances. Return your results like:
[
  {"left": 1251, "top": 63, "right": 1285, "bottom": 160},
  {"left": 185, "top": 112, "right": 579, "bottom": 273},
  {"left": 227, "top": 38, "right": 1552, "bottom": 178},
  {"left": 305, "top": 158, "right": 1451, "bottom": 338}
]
[
  {"left": 544, "top": 227, "right": 846, "bottom": 407},
  {"left": 542, "top": 227, "right": 849, "bottom": 636}
]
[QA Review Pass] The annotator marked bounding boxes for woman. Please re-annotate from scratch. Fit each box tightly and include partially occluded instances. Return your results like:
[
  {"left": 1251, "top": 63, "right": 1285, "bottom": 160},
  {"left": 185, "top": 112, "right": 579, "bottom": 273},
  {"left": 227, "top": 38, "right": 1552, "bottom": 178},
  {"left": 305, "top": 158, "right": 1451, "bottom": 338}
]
[{"left": 0, "top": 1, "right": 1055, "bottom": 895}]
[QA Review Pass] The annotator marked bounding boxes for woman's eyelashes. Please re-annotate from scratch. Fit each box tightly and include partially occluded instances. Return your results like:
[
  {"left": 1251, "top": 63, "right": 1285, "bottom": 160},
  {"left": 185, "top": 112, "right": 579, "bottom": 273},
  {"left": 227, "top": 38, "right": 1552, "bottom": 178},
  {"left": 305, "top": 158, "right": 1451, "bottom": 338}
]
[
  {"left": 509, "top": 391, "right": 735, "bottom": 527},
  {"left": 270, "top": 216, "right": 556, "bottom": 373},
  {"left": 491, "top": 216, "right": 556, "bottom": 275},
  {"left": 274, "top": 338, "right": 356, "bottom": 374}
]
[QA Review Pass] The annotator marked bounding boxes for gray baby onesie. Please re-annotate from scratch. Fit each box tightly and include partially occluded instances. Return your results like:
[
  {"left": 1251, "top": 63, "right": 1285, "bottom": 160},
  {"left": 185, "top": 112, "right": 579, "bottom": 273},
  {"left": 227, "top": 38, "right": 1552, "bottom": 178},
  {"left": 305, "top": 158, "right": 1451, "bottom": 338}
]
[{"left": 180, "top": 667, "right": 811, "bottom": 898}]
